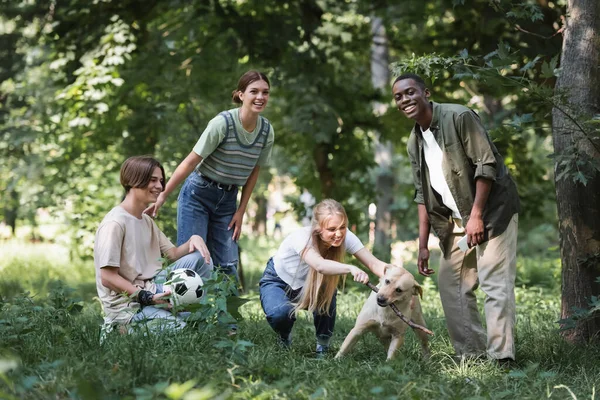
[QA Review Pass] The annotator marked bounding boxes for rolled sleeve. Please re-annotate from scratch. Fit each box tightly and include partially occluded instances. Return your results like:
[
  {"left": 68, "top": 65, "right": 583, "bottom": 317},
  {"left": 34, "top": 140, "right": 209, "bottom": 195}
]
[
  {"left": 474, "top": 163, "right": 496, "bottom": 181},
  {"left": 458, "top": 111, "right": 497, "bottom": 181}
]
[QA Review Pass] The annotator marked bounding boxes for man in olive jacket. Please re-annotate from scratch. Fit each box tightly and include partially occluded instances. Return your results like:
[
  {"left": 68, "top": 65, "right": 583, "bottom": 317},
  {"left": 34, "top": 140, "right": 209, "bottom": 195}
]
[{"left": 392, "top": 73, "right": 520, "bottom": 365}]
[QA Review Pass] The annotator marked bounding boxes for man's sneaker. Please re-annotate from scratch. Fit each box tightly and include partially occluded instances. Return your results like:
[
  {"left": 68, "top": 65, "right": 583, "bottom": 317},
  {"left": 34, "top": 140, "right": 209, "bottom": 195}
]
[
  {"left": 496, "top": 358, "right": 516, "bottom": 370},
  {"left": 315, "top": 343, "right": 330, "bottom": 359}
]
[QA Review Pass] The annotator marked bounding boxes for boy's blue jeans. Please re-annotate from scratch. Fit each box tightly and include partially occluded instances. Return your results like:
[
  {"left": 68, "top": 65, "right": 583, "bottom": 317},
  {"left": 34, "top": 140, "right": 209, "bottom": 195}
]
[
  {"left": 100, "top": 251, "right": 212, "bottom": 341},
  {"left": 177, "top": 172, "right": 239, "bottom": 278},
  {"left": 259, "top": 258, "right": 336, "bottom": 341}
]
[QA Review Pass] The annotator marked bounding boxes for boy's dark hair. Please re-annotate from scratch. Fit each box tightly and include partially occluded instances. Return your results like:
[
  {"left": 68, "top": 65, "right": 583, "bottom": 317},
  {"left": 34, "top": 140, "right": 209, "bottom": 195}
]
[
  {"left": 393, "top": 73, "right": 427, "bottom": 90},
  {"left": 120, "top": 156, "right": 165, "bottom": 193}
]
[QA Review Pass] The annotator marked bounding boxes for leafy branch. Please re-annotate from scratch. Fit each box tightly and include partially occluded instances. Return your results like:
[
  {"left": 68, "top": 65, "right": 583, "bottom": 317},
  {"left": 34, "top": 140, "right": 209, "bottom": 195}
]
[{"left": 390, "top": 42, "right": 600, "bottom": 186}]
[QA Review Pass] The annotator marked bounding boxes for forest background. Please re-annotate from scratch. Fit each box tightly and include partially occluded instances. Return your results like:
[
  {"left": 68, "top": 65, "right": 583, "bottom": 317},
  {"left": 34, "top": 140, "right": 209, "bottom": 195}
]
[{"left": 1, "top": 0, "right": 599, "bottom": 398}]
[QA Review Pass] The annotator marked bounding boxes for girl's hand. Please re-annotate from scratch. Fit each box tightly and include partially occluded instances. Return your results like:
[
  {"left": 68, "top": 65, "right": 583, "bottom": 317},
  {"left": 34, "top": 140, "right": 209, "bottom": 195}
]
[
  {"left": 228, "top": 209, "right": 245, "bottom": 241},
  {"left": 350, "top": 266, "right": 369, "bottom": 284},
  {"left": 144, "top": 192, "right": 167, "bottom": 218}
]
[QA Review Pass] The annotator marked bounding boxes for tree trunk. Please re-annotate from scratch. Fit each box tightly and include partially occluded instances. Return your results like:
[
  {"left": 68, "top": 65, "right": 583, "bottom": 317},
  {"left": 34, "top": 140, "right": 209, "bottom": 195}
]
[
  {"left": 314, "top": 143, "right": 334, "bottom": 198},
  {"left": 371, "top": 17, "right": 393, "bottom": 262},
  {"left": 5, "top": 188, "right": 18, "bottom": 236},
  {"left": 252, "top": 195, "right": 267, "bottom": 235},
  {"left": 552, "top": 0, "right": 600, "bottom": 343}
]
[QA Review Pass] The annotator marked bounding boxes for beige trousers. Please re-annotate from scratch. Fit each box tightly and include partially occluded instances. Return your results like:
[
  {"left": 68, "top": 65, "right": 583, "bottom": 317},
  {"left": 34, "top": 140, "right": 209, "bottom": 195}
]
[{"left": 438, "top": 213, "right": 518, "bottom": 360}]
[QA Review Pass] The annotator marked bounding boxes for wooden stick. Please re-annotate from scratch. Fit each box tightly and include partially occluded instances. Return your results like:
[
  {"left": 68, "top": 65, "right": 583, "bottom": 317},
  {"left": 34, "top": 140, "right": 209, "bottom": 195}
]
[{"left": 366, "top": 282, "right": 434, "bottom": 336}]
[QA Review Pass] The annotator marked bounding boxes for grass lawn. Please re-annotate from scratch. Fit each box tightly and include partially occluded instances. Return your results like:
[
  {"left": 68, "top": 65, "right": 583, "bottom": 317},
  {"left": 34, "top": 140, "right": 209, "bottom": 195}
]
[{"left": 1, "top": 238, "right": 598, "bottom": 399}]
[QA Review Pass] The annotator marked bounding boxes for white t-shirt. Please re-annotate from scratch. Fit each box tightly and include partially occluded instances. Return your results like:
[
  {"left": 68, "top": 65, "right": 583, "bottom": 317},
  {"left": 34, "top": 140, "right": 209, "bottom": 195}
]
[
  {"left": 421, "top": 127, "right": 461, "bottom": 219},
  {"left": 273, "top": 226, "right": 364, "bottom": 290},
  {"left": 94, "top": 206, "right": 175, "bottom": 324}
]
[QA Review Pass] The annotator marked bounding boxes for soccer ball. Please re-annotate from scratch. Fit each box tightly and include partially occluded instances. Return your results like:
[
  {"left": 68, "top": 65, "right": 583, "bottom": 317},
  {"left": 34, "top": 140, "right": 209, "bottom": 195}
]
[{"left": 164, "top": 269, "right": 205, "bottom": 306}]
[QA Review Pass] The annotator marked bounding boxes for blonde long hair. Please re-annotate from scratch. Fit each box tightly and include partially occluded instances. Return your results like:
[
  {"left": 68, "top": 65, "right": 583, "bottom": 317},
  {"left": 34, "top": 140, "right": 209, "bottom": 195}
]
[{"left": 294, "top": 199, "right": 348, "bottom": 315}]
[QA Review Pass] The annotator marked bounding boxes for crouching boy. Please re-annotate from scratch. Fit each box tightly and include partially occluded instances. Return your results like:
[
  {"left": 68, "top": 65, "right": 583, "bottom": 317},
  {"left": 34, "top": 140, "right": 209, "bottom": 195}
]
[{"left": 94, "top": 155, "right": 213, "bottom": 337}]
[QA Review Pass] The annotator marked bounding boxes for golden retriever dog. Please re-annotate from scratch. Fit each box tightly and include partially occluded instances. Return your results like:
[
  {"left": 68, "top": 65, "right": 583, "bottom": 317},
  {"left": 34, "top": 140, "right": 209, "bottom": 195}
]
[{"left": 335, "top": 265, "right": 430, "bottom": 361}]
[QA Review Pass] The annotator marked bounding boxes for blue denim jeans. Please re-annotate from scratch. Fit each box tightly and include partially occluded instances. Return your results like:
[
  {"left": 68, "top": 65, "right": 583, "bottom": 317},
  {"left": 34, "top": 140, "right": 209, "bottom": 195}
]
[
  {"left": 153, "top": 250, "right": 213, "bottom": 291},
  {"left": 177, "top": 172, "right": 239, "bottom": 278},
  {"left": 259, "top": 258, "right": 336, "bottom": 341}
]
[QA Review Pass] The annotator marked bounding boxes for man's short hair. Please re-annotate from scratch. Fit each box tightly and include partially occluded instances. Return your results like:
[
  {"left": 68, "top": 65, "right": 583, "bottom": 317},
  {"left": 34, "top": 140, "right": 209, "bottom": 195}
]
[
  {"left": 393, "top": 73, "right": 427, "bottom": 90},
  {"left": 120, "top": 156, "right": 165, "bottom": 193}
]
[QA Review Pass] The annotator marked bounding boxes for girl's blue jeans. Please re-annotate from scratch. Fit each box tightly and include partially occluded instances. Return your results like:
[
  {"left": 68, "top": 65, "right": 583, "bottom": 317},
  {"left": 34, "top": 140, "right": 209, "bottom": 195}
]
[
  {"left": 259, "top": 258, "right": 336, "bottom": 341},
  {"left": 177, "top": 172, "right": 239, "bottom": 278}
]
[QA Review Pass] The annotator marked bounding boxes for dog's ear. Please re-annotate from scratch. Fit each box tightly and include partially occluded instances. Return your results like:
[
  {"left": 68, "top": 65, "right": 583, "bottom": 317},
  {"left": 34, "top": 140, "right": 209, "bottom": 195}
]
[{"left": 413, "top": 282, "right": 423, "bottom": 299}]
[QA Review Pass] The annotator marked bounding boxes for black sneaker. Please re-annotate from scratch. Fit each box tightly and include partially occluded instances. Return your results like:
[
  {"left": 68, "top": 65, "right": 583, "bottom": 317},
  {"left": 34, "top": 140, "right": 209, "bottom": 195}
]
[
  {"left": 315, "top": 344, "right": 330, "bottom": 359},
  {"left": 227, "top": 324, "right": 238, "bottom": 336},
  {"left": 496, "top": 358, "right": 515, "bottom": 370}
]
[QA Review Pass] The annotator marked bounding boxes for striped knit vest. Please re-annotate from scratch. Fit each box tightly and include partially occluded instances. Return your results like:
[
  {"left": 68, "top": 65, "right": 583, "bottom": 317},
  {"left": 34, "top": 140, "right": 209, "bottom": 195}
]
[{"left": 196, "top": 111, "right": 270, "bottom": 186}]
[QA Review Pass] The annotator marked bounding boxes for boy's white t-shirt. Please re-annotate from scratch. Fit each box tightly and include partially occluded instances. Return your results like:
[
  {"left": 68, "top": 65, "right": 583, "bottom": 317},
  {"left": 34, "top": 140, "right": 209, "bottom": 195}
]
[
  {"left": 94, "top": 206, "right": 175, "bottom": 324},
  {"left": 273, "top": 226, "right": 364, "bottom": 290},
  {"left": 421, "top": 127, "right": 462, "bottom": 219}
]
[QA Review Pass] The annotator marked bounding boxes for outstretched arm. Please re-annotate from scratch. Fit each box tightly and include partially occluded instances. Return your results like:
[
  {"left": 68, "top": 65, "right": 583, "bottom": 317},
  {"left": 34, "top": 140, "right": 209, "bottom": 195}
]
[
  {"left": 302, "top": 247, "right": 369, "bottom": 284},
  {"left": 144, "top": 151, "right": 202, "bottom": 217},
  {"left": 164, "top": 234, "right": 211, "bottom": 264},
  {"left": 352, "top": 248, "right": 386, "bottom": 278}
]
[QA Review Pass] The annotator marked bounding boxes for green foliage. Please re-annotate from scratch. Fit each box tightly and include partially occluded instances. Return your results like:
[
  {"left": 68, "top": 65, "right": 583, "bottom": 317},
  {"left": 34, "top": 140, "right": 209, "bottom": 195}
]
[
  {"left": 505, "top": 4, "right": 544, "bottom": 22},
  {"left": 390, "top": 18, "right": 600, "bottom": 192},
  {"left": 170, "top": 269, "right": 247, "bottom": 331},
  {"left": 0, "top": 0, "right": 397, "bottom": 249},
  {"left": 0, "top": 242, "right": 96, "bottom": 301},
  {"left": 515, "top": 257, "right": 560, "bottom": 290},
  {"left": 0, "top": 0, "right": 570, "bottom": 258}
]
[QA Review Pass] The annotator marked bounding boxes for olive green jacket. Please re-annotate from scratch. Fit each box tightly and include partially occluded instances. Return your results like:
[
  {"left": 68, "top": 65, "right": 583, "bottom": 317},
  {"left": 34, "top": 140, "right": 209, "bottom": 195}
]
[{"left": 407, "top": 102, "right": 520, "bottom": 257}]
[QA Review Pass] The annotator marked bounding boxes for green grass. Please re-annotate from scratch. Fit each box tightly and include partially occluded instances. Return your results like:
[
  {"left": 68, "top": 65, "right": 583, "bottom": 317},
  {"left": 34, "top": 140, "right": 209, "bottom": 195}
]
[
  {"left": 1, "top": 239, "right": 598, "bottom": 400},
  {"left": 0, "top": 241, "right": 96, "bottom": 302}
]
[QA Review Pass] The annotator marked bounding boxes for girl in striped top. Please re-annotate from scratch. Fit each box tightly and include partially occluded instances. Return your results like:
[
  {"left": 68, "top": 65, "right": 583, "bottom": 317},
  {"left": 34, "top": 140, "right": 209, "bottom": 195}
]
[{"left": 145, "top": 70, "right": 274, "bottom": 280}]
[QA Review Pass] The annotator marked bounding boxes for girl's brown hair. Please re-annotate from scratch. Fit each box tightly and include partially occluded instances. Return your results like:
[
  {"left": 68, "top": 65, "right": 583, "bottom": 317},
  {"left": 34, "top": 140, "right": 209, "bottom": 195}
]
[
  {"left": 231, "top": 70, "right": 270, "bottom": 104},
  {"left": 294, "top": 199, "right": 348, "bottom": 316},
  {"left": 120, "top": 155, "right": 165, "bottom": 193}
]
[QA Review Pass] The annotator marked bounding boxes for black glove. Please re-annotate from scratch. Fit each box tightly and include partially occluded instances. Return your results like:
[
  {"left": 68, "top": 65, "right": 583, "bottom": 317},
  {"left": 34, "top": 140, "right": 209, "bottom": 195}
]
[{"left": 137, "top": 290, "right": 154, "bottom": 307}]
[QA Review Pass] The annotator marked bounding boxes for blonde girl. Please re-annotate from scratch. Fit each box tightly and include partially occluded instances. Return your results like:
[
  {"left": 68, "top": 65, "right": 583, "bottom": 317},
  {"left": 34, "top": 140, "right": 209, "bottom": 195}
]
[{"left": 259, "top": 199, "right": 387, "bottom": 356}]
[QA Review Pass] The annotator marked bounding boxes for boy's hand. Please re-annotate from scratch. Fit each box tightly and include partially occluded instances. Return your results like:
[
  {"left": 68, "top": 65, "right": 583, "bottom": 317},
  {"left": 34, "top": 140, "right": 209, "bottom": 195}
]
[
  {"left": 152, "top": 290, "right": 172, "bottom": 309},
  {"left": 189, "top": 235, "right": 211, "bottom": 264}
]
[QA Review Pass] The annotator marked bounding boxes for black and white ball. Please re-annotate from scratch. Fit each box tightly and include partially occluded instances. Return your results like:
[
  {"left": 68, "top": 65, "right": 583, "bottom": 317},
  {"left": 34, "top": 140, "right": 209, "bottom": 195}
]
[{"left": 164, "top": 269, "right": 205, "bottom": 306}]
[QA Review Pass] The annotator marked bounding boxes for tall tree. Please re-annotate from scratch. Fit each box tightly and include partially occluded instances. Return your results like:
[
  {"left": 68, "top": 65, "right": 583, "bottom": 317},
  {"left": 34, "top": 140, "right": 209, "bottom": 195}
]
[
  {"left": 370, "top": 17, "right": 393, "bottom": 261},
  {"left": 552, "top": 0, "right": 600, "bottom": 342}
]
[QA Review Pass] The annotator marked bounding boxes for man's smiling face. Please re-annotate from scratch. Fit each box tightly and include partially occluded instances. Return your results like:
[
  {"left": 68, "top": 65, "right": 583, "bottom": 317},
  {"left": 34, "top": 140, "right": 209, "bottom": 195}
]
[{"left": 392, "top": 78, "right": 431, "bottom": 122}]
